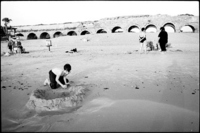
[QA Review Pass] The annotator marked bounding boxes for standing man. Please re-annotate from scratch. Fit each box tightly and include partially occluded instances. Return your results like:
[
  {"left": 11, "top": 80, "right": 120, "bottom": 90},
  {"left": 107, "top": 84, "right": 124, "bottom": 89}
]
[{"left": 158, "top": 27, "right": 168, "bottom": 52}]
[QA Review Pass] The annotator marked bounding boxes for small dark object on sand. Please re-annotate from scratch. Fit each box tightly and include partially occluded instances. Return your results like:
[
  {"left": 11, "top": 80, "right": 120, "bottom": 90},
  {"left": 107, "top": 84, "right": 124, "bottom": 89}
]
[
  {"left": 135, "top": 86, "right": 139, "bottom": 89},
  {"left": 104, "top": 87, "right": 109, "bottom": 90},
  {"left": 71, "top": 48, "right": 77, "bottom": 52},
  {"left": 176, "top": 49, "right": 183, "bottom": 52},
  {"left": 22, "top": 51, "right": 29, "bottom": 54},
  {"left": 66, "top": 48, "right": 77, "bottom": 53}
]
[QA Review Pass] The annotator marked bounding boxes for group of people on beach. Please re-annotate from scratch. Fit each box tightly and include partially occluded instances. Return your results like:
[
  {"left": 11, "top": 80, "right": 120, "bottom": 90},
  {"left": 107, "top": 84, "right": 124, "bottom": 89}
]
[
  {"left": 44, "top": 26, "right": 169, "bottom": 90},
  {"left": 139, "top": 26, "right": 168, "bottom": 54}
]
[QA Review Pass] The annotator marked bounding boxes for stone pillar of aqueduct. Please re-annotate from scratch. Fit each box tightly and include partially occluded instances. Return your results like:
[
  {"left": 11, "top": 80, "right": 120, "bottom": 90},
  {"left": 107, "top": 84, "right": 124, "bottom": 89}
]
[{"left": 14, "top": 14, "right": 199, "bottom": 40}]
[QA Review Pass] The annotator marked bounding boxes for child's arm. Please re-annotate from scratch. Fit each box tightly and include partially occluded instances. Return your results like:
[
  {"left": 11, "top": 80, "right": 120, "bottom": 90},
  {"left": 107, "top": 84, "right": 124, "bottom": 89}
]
[
  {"left": 63, "top": 76, "right": 69, "bottom": 85},
  {"left": 55, "top": 73, "right": 66, "bottom": 88}
]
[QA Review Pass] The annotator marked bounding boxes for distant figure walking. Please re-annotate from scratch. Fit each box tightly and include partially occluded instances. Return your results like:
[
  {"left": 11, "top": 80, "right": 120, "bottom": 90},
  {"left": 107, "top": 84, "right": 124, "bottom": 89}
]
[
  {"left": 158, "top": 27, "right": 168, "bottom": 52},
  {"left": 139, "top": 28, "right": 147, "bottom": 54}
]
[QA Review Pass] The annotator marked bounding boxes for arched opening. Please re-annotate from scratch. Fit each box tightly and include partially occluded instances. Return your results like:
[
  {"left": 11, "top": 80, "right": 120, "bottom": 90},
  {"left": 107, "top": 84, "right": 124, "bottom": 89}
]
[
  {"left": 112, "top": 26, "right": 123, "bottom": 33},
  {"left": 40, "top": 32, "right": 50, "bottom": 39},
  {"left": 97, "top": 29, "right": 107, "bottom": 34},
  {"left": 180, "top": 25, "right": 195, "bottom": 33},
  {"left": 27, "top": 33, "right": 38, "bottom": 40},
  {"left": 163, "top": 23, "right": 176, "bottom": 33},
  {"left": 145, "top": 24, "right": 157, "bottom": 33},
  {"left": 80, "top": 30, "right": 90, "bottom": 35},
  {"left": 53, "top": 31, "right": 62, "bottom": 38},
  {"left": 15, "top": 33, "right": 24, "bottom": 39},
  {"left": 67, "top": 31, "right": 77, "bottom": 36},
  {"left": 15, "top": 33, "right": 24, "bottom": 37},
  {"left": 128, "top": 25, "right": 140, "bottom": 33}
]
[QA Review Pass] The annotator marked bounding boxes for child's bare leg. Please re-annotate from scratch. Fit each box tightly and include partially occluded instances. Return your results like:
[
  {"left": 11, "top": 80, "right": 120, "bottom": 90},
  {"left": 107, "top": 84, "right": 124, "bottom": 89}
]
[
  {"left": 44, "top": 78, "right": 50, "bottom": 86},
  {"left": 139, "top": 43, "right": 143, "bottom": 54},
  {"left": 144, "top": 41, "right": 147, "bottom": 54}
]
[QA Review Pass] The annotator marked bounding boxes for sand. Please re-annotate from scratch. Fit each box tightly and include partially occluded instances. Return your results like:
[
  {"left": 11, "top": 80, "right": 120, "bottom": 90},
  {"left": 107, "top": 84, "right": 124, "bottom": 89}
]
[{"left": 1, "top": 33, "right": 199, "bottom": 132}]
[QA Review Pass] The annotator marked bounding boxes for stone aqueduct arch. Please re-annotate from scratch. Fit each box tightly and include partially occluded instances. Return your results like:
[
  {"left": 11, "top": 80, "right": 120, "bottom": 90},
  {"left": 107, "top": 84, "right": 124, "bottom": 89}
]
[
  {"left": 97, "top": 29, "right": 107, "bottom": 34},
  {"left": 128, "top": 25, "right": 140, "bottom": 33},
  {"left": 27, "top": 33, "right": 37, "bottom": 40},
  {"left": 80, "top": 30, "right": 90, "bottom": 35},
  {"left": 67, "top": 31, "right": 77, "bottom": 36},
  {"left": 145, "top": 24, "right": 157, "bottom": 33},
  {"left": 54, "top": 31, "right": 62, "bottom": 38},
  {"left": 15, "top": 15, "right": 199, "bottom": 40},
  {"left": 112, "top": 26, "right": 123, "bottom": 33},
  {"left": 163, "top": 22, "right": 176, "bottom": 32}
]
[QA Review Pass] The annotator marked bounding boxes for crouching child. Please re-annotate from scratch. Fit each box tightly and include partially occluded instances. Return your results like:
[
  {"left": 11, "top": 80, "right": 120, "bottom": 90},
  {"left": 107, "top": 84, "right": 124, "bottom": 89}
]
[{"left": 44, "top": 64, "right": 71, "bottom": 89}]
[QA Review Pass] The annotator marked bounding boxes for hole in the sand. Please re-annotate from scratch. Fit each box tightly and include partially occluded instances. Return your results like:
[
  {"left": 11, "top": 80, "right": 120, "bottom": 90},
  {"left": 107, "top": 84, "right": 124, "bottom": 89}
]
[
  {"left": 33, "top": 89, "right": 71, "bottom": 100},
  {"left": 26, "top": 85, "right": 89, "bottom": 112}
]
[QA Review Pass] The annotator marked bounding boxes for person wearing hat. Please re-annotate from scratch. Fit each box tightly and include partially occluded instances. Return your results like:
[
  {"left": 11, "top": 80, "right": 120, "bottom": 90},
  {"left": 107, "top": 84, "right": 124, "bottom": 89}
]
[{"left": 158, "top": 27, "right": 168, "bottom": 52}]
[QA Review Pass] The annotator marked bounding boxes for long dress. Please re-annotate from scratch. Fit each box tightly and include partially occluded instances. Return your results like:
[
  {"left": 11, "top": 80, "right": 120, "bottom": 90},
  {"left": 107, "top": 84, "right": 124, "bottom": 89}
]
[{"left": 158, "top": 31, "right": 168, "bottom": 51}]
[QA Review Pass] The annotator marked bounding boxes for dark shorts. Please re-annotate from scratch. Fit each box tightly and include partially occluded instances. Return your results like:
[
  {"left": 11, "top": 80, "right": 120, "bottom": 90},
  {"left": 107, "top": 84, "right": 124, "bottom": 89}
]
[
  {"left": 8, "top": 45, "right": 12, "bottom": 50},
  {"left": 49, "top": 70, "right": 68, "bottom": 89},
  {"left": 139, "top": 37, "right": 146, "bottom": 43}
]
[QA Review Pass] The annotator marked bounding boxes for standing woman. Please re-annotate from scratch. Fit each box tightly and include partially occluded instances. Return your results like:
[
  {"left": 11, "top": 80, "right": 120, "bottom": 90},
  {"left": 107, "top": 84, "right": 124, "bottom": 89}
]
[
  {"left": 158, "top": 27, "right": 168, "bottom": 52},
  {"left": 139, "top": 28, "right": 147, "bottom": 54}
]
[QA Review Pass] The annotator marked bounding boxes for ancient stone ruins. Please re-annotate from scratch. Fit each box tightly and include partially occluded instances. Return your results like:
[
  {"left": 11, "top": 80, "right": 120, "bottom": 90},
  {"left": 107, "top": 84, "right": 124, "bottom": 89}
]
[{"left": 13, "top": 14, "right": 198, "bottom": 40}]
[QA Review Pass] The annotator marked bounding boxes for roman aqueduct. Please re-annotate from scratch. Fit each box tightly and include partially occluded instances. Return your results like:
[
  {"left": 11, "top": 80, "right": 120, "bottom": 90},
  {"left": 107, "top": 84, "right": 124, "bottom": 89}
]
[{"left": 14, "top": 14, "right": 199, "bottom": 40}]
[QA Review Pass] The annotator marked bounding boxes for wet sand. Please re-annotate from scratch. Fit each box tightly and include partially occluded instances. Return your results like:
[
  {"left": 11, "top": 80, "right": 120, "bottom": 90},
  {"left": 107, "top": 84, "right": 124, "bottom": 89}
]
[{"left": 1, "top": 33, "right": 199, "bottom": 132}]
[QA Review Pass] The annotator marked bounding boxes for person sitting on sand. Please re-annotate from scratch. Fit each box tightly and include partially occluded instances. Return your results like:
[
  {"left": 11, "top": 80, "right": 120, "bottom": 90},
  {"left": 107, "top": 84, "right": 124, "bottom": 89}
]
[
  {"left": 7, "top": 38, "right": 15, "bottom": 53},
  {"left": 16, "top": 39, "right": 24, "bottom": 53},
  {"left": 44, "top": 64, "right": 71, "bottom": 89},
  {"left": 139, "top": 28, "right": 147, "bottom": 54},
  {"left": 7, "top": 40, "right": 14, "bottom": 53}
]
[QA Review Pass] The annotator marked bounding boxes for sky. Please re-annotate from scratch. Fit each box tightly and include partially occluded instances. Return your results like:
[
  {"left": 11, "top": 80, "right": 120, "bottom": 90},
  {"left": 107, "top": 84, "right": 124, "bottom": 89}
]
[{"left": 1, "top": 1, "right": 199, "bottom": 26}]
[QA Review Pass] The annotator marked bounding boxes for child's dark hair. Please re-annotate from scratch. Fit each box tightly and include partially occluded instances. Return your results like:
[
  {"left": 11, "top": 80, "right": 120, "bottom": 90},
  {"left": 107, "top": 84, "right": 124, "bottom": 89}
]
[
  {"left": 64, "top": 64, "right": 71, "bottom": 72},
  {"left": 141, "top": 28, "right": 145, "bottom": 31}
]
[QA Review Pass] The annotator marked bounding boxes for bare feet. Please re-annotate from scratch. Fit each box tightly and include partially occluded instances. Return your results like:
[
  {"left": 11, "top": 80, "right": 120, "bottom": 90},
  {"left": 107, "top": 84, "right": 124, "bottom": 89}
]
[{"left": 43, "top": 78, "right": 50, "bottom": 86}]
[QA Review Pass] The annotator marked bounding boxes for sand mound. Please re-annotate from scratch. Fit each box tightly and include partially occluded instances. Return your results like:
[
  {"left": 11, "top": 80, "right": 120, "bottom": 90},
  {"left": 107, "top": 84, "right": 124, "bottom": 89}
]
[{"left": 26, "top": 86, "right": 86, "bottom": 112}]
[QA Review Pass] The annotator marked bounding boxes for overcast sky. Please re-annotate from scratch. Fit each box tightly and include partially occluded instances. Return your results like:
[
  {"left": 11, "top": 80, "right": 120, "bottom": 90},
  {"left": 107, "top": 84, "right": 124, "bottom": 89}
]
[{"left": 1, "top": 1, "right": 199, "bottom": 26}]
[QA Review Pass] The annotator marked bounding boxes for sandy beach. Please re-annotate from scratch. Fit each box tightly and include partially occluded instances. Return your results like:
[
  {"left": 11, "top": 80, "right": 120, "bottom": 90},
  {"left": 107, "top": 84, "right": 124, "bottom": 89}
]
[{"left": 1, "top": 33, "right": 199, "bottom": 132}]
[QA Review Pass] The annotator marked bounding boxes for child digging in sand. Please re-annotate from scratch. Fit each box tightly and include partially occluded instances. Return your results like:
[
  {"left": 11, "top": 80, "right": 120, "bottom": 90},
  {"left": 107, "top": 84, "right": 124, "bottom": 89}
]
[{"left": 44, "top": 64, "right": 71, "bottom": 89}]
